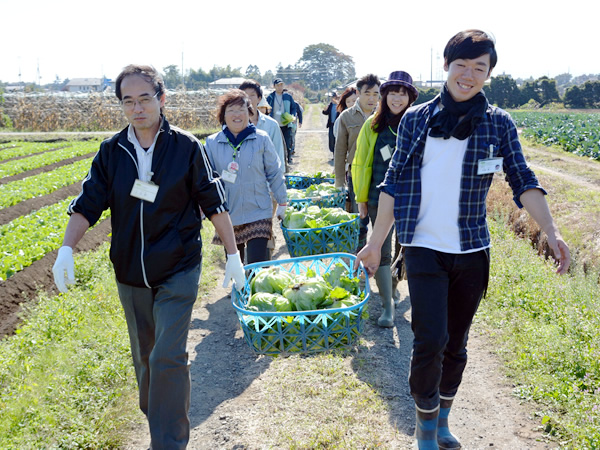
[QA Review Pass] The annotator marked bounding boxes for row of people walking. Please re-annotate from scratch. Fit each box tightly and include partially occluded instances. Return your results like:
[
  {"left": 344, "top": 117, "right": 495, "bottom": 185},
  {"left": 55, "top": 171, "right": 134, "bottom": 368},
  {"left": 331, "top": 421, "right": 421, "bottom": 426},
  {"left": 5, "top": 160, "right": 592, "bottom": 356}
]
[{"left": 51, "top": 28, "right": 571, "bottom": 450}]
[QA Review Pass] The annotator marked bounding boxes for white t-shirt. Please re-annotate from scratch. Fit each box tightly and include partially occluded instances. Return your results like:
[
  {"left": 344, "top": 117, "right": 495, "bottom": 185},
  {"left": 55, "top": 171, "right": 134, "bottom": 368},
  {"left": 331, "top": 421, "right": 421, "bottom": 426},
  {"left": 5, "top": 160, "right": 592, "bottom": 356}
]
[{"left": 401, "top": 130, "right": 480, "bottom": 254}]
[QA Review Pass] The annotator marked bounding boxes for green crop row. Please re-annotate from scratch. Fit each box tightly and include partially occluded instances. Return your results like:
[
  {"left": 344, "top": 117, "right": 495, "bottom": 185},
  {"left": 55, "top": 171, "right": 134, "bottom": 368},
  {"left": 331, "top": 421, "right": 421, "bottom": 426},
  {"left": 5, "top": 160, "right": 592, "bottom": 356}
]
[
  {"left": 510, "top": 111, "right": 600, "bottom": 160},
  {"left": 0, "top": 140, "right": 99, "bottom": 179},
  {"left": 0, "top": 197, "right": 110, "bottom": 281},
  {"left": 0, "top": 141, "right": 73, "bottom": 162},
  {"left": 0, "top": 158, "right": 92, "bottom": 208}
]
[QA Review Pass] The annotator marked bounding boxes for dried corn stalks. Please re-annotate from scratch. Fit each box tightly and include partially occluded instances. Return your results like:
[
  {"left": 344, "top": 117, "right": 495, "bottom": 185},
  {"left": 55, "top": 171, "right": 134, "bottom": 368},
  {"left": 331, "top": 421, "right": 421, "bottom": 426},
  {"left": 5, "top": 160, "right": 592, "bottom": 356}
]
[{"left": 3, "top": 90, "right": 220, "bottom": 132}]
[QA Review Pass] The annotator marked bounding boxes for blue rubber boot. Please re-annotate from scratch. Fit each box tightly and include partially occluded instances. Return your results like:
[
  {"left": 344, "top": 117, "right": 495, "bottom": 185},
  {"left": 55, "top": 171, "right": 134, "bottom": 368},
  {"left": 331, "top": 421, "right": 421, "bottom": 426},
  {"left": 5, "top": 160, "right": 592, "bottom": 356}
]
[
  {"left": 438, "top": 397, "right": 461, "bottom": 449},
  {"left": 415, "top": 406, "right": 439, "bottom": 449}
]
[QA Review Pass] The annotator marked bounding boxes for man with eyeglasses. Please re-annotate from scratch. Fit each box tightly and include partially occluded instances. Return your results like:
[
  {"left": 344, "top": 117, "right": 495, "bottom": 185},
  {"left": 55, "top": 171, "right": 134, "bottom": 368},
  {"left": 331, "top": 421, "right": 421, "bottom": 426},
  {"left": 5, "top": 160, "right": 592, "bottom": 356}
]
[{"left": 52, "top": 64, "right": 245, "bottom": 449}]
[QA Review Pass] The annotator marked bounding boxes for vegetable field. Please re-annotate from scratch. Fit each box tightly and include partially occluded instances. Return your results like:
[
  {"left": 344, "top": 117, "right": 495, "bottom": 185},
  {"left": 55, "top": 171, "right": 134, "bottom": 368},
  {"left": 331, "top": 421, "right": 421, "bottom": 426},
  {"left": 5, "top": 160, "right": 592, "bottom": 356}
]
[
  {"left": 0, "top": 138, "right": 113, "bottom": 337},
  {"left": 510, "top": 111, "right": 600, "bottom": 160},
  {"left": 1, "top": 104, "right": 599, "bottom": 448}
]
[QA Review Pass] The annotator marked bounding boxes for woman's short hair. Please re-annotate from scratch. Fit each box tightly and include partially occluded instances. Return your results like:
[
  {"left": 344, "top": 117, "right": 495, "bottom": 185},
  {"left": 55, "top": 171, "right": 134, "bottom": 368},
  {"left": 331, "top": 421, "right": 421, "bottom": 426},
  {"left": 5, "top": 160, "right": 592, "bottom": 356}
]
[{"left": 216, "top": 89, "right": 254, "bottom": 125}]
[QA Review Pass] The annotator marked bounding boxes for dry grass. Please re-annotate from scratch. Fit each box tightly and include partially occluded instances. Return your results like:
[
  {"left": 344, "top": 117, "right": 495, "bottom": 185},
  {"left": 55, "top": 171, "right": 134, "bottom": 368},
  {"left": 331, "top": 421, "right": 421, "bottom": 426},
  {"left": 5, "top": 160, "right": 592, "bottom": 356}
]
[
  {"left": 2, "top": 90, "right": 220, "bottom": 132},
  {"left": 486, "top": 144, "right": 600, "bottom": 273},
  {"left": 249, "top": 352, "right": 398, "bottom": 449}
]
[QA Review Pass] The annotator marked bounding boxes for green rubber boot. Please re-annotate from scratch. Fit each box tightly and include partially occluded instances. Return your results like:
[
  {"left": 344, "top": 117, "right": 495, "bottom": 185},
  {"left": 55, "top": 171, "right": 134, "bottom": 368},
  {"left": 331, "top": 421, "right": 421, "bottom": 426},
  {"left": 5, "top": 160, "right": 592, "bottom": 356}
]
[
  {"left": 374, "top": 265, "right": 394, "bottom": 328},
  {"left": 392, "top": 275, "right": 401, "bottom": 308}
]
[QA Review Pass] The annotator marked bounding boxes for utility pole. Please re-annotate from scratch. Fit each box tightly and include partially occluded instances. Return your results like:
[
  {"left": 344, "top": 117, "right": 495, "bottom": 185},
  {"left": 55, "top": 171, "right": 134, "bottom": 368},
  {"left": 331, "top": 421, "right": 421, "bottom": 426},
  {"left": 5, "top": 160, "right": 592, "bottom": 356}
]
[
  {"left": 430, "top": 48, "right": 433, "bottom": 88},
  {"left": 181, "top": 47, "right": 185, "bottom": 90}
]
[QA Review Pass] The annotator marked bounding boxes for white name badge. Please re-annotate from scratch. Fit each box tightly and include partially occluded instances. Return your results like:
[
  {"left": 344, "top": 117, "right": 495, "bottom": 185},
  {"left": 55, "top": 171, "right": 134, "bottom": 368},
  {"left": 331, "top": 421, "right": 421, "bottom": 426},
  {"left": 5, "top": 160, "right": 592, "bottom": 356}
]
[
  {"left": 380, "top": 144, "right": 392, "bottom": 162},
  {"left": 130, "top": 179, "right": 159, "bottom": 203},
  {"left": 221, "top": 169, "right": 237, "bottom": 184},
  {"left": 477, "top": 157, "right": 503, "bottom": 175}
]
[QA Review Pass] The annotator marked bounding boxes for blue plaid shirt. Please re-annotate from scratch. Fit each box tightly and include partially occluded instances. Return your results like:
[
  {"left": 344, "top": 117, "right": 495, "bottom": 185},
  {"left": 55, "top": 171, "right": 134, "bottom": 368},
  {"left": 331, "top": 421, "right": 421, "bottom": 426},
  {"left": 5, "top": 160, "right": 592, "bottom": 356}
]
[{"left": 379, "top": 96, "right": 546, "bottom": 252}]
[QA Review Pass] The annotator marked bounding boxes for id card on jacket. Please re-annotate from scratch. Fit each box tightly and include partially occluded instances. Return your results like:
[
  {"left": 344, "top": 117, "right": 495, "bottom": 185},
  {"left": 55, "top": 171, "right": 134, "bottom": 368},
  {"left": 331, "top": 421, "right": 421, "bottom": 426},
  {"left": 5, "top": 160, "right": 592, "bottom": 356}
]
[{"left": 130, "top": 179, "right": 159, "bottom": 203}]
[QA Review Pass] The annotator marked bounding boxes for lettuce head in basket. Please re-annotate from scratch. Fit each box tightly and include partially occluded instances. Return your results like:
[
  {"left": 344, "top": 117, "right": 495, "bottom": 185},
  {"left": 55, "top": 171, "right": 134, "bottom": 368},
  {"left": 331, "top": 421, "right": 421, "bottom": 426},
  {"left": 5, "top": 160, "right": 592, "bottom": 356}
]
[
  {"left": 251, "top": 266, "right": 296, "bottom": 294},
  {"left": 283, "top": 279, "right": 330, "bottom": 311},
  {"left": 248, "top": 292, "right": 294, "bottom": 312},
  {"left": 281, "top": 112, "right": 295, "bottom": 126}
]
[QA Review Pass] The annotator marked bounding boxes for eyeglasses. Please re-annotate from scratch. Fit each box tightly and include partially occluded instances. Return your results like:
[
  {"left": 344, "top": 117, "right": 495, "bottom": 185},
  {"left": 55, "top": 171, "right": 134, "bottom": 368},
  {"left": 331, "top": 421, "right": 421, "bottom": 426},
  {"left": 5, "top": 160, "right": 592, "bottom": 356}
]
[{"left": 121, "top": 92, "right": 159, "bottom": 109}]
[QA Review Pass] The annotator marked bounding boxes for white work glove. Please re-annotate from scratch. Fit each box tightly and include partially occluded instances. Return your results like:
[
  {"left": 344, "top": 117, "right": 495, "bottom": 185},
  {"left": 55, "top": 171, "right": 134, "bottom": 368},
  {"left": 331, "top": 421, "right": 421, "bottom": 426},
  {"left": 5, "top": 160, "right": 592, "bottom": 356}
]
[
  {"left": 276, "top": 204, "right": 287, "bottom": 221},
  {"left": 223, "top": 252, "right": 245, "bottom": 291},
  {"left": 52, "top": 246, "right": 75, "bottom": 293}
]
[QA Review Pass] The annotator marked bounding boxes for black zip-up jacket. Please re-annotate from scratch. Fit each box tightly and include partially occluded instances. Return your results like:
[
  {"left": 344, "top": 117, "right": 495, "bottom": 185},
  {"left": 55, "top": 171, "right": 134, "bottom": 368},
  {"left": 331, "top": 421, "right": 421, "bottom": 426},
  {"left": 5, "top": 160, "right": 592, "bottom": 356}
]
[{"left": 68, "top": 118, "right": 228, "bottom": 288}]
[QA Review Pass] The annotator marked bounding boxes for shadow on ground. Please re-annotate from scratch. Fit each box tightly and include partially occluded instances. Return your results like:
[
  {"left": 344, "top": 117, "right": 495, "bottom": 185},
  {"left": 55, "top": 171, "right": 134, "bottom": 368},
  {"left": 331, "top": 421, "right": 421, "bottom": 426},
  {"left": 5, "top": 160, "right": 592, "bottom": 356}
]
[
  {"left": 188, "top": 291, "right": 271, "bottom": 429},
  {"left": 351, "top": 284, "right": 416, "bottom": 438}
]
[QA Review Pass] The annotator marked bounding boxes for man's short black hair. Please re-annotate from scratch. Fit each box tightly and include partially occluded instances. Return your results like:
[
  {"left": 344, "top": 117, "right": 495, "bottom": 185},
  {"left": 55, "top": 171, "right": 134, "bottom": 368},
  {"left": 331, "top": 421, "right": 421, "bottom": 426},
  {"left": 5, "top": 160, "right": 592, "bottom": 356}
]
[
  {"left": 239, "top": 79, "right": 262, "bottom": 99},
  {"left": 115, "top": 64, "right": 165, "bottom": 101},
  {"left": 444, "top": 29, "right": 497, "bottom": 72},
  {"left": 356, "top": 74, "right": 381, "bottom": 92}
]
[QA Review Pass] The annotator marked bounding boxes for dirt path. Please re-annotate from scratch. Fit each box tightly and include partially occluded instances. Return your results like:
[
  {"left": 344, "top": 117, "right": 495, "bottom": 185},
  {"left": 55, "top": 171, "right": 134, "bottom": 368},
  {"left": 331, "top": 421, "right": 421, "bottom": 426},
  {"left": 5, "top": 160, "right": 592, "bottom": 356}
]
[
  {"left": 123, "top": 105, "right": 553, "bottom": 449},
  {"left": 523, "top": 144, "right": 600, "bottom": 192}
]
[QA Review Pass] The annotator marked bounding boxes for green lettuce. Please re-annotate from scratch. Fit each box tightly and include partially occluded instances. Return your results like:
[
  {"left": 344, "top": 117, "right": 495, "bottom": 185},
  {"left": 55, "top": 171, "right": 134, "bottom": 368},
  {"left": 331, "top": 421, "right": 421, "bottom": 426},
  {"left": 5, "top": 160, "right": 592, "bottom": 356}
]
[
  {"left": 248, "top": 292, "right": 294, "bottom": 312},
  {"left": 282, "top": 279, "right": 331, "bottom": 311},
  {"left": 323, "top": 263, "right": 360, "bottom": 294},
  {"left": 251, "top": 267, "right": 296, "bottom": 294}
]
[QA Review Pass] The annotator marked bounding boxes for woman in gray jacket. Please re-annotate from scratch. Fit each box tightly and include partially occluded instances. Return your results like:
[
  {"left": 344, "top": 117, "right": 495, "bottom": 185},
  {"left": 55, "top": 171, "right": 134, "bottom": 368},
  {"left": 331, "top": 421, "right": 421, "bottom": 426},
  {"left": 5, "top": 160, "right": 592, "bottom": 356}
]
[{"left": 205, "top": 89, "right": 287, "bottom": 264}]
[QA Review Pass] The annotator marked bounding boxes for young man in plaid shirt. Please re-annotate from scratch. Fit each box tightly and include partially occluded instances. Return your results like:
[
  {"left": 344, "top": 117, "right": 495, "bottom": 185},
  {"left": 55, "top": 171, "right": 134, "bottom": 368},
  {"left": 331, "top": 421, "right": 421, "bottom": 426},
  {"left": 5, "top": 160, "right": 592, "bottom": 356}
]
[{"left": 355, "top": 30, "right": 570, "bottom": 449}]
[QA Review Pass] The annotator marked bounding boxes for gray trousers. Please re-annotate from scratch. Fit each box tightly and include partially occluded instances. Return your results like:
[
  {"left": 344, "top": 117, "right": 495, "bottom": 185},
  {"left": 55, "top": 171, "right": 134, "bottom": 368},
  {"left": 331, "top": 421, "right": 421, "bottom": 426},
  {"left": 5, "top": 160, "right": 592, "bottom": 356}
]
[{"left": 117, "top": 264, "right": 201, "bottom": 450}]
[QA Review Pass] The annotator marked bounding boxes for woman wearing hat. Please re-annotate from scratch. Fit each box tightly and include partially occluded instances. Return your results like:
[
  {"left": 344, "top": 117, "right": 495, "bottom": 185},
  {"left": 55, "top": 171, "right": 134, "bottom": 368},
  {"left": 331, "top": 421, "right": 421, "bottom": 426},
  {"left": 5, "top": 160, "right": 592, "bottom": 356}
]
[{"left": 351, "top": 71, "right": 418, "bottom": 327}]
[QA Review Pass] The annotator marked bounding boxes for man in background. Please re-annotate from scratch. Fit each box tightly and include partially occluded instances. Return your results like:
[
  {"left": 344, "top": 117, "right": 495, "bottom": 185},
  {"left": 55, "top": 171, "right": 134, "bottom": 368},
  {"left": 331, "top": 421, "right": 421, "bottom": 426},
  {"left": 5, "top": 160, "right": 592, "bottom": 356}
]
[
  {"left": 334, "top": 74, "right": 380, "bottom": 248},
  {"left": 267, "top": 78, "right": 297, "bottom": 164}
]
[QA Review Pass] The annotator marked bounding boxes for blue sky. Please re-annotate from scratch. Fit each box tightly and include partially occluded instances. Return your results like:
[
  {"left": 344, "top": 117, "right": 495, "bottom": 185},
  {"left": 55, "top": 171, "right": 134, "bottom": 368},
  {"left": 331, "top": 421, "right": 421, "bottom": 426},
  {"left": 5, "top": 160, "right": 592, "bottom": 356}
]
[{"left": 2, "top": 0, "right": 597, "bottom": 84}]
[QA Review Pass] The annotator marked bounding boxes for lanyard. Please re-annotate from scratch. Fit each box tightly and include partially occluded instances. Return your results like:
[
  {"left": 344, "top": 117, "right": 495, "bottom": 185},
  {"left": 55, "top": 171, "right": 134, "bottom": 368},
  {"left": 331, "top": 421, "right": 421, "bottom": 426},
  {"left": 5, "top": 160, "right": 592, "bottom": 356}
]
[
  {"left": 388, "top": 125, "right": 398, "bottom": 138},
  {"left": 226, "top": 137, "right": 245, "bottom": 160}
]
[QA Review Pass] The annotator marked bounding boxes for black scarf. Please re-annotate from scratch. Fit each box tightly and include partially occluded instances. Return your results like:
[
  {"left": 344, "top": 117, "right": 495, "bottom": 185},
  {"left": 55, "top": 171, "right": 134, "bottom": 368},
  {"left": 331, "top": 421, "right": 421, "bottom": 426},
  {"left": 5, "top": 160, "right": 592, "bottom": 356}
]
[
  {"left": 223, "top": 123, "right": 256, "bottom": 148},
  {"left": 428, "top": 83, "right": 488, "bottom": 140}
]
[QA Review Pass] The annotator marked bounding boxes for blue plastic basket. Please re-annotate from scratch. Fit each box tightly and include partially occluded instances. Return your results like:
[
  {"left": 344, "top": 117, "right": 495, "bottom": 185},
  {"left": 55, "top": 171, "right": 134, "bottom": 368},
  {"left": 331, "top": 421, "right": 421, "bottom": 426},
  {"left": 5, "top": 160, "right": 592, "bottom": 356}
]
[
  {"left": 285, "top": 175, "right": 335, "bottom": 190},
  {"left": 288, "top": 188, "right": 346, "bottom": 210},
  {"left": 280, "top": 214, "right": 359, "bottom": 257},
  {"left": 232, "top": 253, "right": 370, "bottom": 356}
]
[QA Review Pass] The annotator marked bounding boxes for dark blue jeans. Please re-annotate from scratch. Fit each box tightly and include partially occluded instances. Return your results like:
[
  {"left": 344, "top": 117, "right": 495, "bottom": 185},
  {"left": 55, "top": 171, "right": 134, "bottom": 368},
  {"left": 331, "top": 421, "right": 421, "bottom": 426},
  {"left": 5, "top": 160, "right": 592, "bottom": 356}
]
[
  {"left": 281, "top": 126, "right": 293, "bottom": 155},
  {"left": 404, "top": 247, "right": 489, "bottom": 411},
  {"left": 117, "top": 264, "right": 201, "bottom": 449},
  {"left": 328, "top": 126, "right": 336, "bottom": 153}
]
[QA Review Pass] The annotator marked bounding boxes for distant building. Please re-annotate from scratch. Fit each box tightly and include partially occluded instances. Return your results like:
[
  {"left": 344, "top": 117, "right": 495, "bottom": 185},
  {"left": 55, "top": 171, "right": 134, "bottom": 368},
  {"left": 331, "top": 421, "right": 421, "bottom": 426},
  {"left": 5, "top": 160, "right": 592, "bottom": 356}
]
[
  {"left": 207, "top": 77, "right": 247, "bottom": 90},
  {"left": 64, "top": 78, "right": 105, "bottom": 92},
  {"left": 4, "top": 84, "right": 25, "bottom": 93}
]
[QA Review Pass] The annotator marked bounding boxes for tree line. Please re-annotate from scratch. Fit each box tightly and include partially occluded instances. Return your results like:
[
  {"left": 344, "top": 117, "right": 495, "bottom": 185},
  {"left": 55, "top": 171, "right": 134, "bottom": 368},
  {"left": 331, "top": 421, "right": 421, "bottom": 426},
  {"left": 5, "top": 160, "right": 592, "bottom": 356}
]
[
  {"left": 162, "top": 43, "right": 355, "bottom": 100},
  {"left": 1, "top": 42, "right": 599, "bottom": 110},
  {"left": 484, "top": 74, "right": 600, "bottom": 109}
]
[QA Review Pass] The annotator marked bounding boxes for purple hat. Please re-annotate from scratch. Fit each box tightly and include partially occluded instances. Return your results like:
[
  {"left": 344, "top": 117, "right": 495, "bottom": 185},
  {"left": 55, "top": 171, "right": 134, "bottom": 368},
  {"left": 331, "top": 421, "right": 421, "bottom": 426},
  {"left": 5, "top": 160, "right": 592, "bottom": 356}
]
[{"left": 380, "top": 71, "right": 419, "bottom": 100}]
